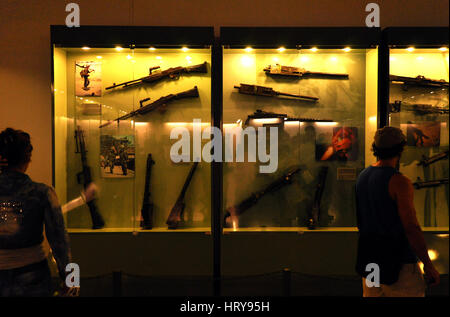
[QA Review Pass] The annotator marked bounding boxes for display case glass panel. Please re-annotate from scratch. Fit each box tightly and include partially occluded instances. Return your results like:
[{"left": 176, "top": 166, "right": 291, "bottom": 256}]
[
  {"left": 53, "top": 43, "right": 212, "bottom": 231},
  {"left": 388, "top": 47, "right": 449, "bottom": 227},
  {"left": 222, "top": 43, "right": 379, "bottom": 230}
]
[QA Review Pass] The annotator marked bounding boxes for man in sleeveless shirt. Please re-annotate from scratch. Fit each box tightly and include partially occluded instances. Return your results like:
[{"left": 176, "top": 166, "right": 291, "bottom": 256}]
[{"left": 355, "top": 126, "right": 440, "bottom": 297}]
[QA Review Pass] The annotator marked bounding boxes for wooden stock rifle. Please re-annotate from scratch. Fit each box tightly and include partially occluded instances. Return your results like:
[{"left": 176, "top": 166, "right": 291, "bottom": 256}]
[
  {"left": 99, "top": 86, "right": 199, "bottom": 128},
  {"left": 264, "top": 64, "right": 349, "bottom": 79},
  {"left": 234, "top": 83, "right": 318, "bottom": 102},
  {"left": 140, "top": 154, "right": 155, "bottom": 229},
  {"left": 106, "top": 62, "right": 208, "bottom": 90}
]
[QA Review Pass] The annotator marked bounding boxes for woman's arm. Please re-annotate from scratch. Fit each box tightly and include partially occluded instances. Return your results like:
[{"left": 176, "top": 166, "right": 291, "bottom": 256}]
[{"left": 44, "top": 186, "right": 71, "bottom": 281}]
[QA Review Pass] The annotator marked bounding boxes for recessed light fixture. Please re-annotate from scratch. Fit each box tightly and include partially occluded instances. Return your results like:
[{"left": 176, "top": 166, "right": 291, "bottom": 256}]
[
  {"left": 149, "top": 47, "right": 156, "bottom": 51},
  {"left": 342, "top": 47, "right": 351, "bottom": 52},
  {"left": 244, "top": 46, "right": 253, "bottom": 53},
  {"left": 82, "top": 46, "right": 90, "bottom": 50},
  {"left": 277, "top": 47, "right": 286, "bottom": 53},
  {"left": 310, "top": 47, "right": 318, "bottom": 52},
  {"left": 96, "top": 56, "right": 102, "bottom": 59},
  {"left": 406, "top": 47, "right": 415, "bottom": 52},
  {"left": 439, "top": 47, "right": 448, "bottom": 52},
  {"left": 115, "top": 46, "right": 123, "bottom": 52},
  {"left": 181, "top": 47, "right": 189, "bottom": 52}
]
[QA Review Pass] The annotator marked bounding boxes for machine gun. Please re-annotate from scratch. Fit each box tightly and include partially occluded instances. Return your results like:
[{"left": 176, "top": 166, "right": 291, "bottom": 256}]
[
  {"left": 413, "top": 177, "right": 449, "bottom": 190},
  {"left": 390, "top": 75, "right": 449, "bottom": 90},
  {"left": 234, "top": 83, "right": 318, "bottom": 102},
  {"left": 223, "top": 167, "right": 301, "bottom": 227},
  {"left": 166, "top": 162, "right": 199, "bottom": 229},
  {"left": 140, "top": 154, "right": 155, "bottom": 229},
  {"left": 244, "top": 109, "right": 333, "bottom": 126},
  {"left": 307, "top": 166, "right": 328, "bottom": 230},
  {"left": 105, "top": 62, "right": 208, "bottom": 90},
  {"left": 389, "top": 100, "right": 449, "bottom": 115},
  {"left": 417, "top": 150, "right": 449, "bottom": 167},
  {"left": 99, "top": 86, "right": 199, "bottom": 128},
  {"left": 74, "top": 126, "right": 105, "bottom": 229},
  {"left": 263, "top": 64, "right": 349, "bottom": 79}
]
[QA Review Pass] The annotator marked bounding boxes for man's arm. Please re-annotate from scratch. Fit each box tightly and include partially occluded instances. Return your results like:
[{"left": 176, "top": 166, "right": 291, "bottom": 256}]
[
  {"left": 44, "top": 186, "right": 71, "bottom": 281},
  {"left": 389, "top": 174, "right": 440, "bottom": 286}
]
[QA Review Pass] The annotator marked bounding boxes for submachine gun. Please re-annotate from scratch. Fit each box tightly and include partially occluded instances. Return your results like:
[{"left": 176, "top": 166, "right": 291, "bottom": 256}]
[
  {"left": 140, "top": 154, "right": 155, "bottom": 229},
  {"left": 244, "top": 109, "right": 333, "bottom": 126},
  {"left": 223, "top": 167, "right": 301, "bottom": 227},
  {"left": 389, "top": 100, "right": 449, "bottom": 115},
  {"left": 106, "top": 62, "right": 208, "bottom": 90},
  {"left": 417, "top": 150, "right": 449, "bottom": 167},
  {"left": 99, "top": 86, "right": 199, "bottom": 128},
  {"left": 74, "top": 126, "right": 105, "bottom": 229},
  {"left": 389, "top": 75, "right": 449, "bottom": 90},
  {"left": 166, "top": 162, "right": 199, "bottom": 229}
]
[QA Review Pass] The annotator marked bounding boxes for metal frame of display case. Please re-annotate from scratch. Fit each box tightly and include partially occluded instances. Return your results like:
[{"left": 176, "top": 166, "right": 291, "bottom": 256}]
[{"left": 378, "top": 27, "right": 450, "bottom": 127}]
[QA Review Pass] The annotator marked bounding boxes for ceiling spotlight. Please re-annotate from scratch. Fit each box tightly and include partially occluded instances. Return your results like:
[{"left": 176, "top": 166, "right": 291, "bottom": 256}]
[
  {"left": 439, "top": 47, "right": 448, "bottom": 52},
  {"left": 181, "top": 46, "right": 189, "bottom": 52},
  {"left": 149, "top": 47, "right": 156, "bottom": 51},
  {"left": 277, "top": 47, "right": 286, "bottom": 53},
  {"left": 406, "top": 47, "right": 415, "bottom": 52},
  {"left": 244, "top": 46, "right": 253, "bottom": 53},
  {"left": 342, "top": 47, "right": 351, "bottom": 52},
  {"left": 310, "top": 47, "right": 318, "bottom": 52},
  {"left": 115, "top": 46, "right": 123, "bottom": 52},
  {"left": 82, "top": 46, "right": 90, "bottom": 51}
]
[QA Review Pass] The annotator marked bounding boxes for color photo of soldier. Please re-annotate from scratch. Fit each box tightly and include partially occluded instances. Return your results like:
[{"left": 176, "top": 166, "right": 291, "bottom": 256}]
[
  {"left": 100, "top": 135, "right": 135, "bottom": 178},
  {"left": 75, "top": 61, "right": 102, "bottom": 97},
  {"left": 404, "top": 122, "right": 441, "bottom": 148},
  {"left": 315, "top": 126, "right": 359, "bottom": 161}
]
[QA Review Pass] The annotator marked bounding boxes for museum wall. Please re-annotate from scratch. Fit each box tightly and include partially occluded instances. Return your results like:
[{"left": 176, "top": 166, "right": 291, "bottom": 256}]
[{"left": 0, "top": 0, "right": 448, "bottom": 184}]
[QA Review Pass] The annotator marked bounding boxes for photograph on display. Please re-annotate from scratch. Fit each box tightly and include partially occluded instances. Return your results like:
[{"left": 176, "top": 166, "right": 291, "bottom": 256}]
[
  {"left": 315, "top": 126, "right": 359, "bottom": 161},
  {"left": 75, "top": 61, "right": 102, "bottom": 96},
  {"left": 403, "top": 122, "right": 441, "bottom": 148},
  {"left": 100, "top": 135, "right": 135, "bottom": 178}
]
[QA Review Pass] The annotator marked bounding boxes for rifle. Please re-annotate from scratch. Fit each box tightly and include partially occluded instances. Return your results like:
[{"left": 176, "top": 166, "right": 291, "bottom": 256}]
[
  {"left": 234, "top": 83, "right": 318, "bottom": 102},
  {"left": 413, "top": 178, "right": 449, "bottom": 190},
  {"left": 99, "top": 86, "right": 199, "bottom": 128},
  {"left": 141, "top": 154, "right": 155, "bottom": 229},
  {"left": 166, "top": 162, "right": 199, "bottom": 229},
  {"left": 308, "top": 166, "right": 328, "bottom": 230},
  {"left": 389, "top": 100, "right": 449, "bottom": 115},
  {"left": 264, "top": 64, "right": 349, "bottom": 79},
  {"left": 244, "top": 109, "right": 333, "bottom": 126},
  {"left": 417, "top": 150, "right": 449, "bottom": 167},
  {"left": 223, "top": 167, "right": 301, "bottom": 227},
  {"left": 106, "top": 62, "right": 208, "bottom": 90},
  {"left": 390, "top": 75, "right": 449, "bottom": 89},
  {"left": 74, "top": 126, "right": 105, "bottom": 229}
]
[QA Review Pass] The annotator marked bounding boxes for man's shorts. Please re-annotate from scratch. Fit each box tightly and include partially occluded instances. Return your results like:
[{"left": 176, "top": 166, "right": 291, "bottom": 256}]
[{"left": 362, "top": 263, "right": 426, "bottom": 297}]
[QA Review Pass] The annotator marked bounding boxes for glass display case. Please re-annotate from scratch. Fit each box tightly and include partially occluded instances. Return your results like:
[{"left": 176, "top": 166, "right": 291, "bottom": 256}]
[
  {"left": 52, "top": 26, "right": 214, "bottom": 231},
  {"left": 383, "top": 27, "right": 449, "bottom": 228},
  {"left": 220, "top": 27, "right": 380, "bottom": 230}
]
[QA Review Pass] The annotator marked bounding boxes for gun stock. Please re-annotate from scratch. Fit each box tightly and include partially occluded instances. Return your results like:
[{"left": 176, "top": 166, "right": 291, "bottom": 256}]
[{"left": 166, "top": 162, "right": 199, "bottom": 229}]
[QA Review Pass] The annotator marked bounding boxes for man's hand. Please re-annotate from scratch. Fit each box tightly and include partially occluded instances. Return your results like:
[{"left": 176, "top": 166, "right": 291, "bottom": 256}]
[
  {"left": 83, "top": 183, "right": 98, "bottom": 202},
  {"left": 423, "top": 263, "right": 440, "bottom": 287}
]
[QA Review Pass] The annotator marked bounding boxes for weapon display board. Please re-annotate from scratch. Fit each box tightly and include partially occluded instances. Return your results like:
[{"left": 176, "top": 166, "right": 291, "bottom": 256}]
[
  {"left": 388, "top": 47, "right": 449, "bottom": 227},
  {"left": 53, "top": 45, "right": 212, "bottom": 230},
  {"left": 222, "top": 47, "right": 379, "bottom": 229}
]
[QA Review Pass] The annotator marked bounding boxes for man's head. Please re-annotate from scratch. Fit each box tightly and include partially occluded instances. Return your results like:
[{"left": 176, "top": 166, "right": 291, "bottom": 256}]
[{"left": 372, "top": 126, "right": 406, "bottom": 160}]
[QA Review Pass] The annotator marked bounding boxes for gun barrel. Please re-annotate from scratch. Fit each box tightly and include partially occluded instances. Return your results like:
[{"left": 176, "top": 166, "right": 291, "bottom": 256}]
[
  {"left": 418, "top": 151, "right": 449, "bottom": 167},
  {"left": 413, "top": 178, "right": 449, "bottom": 189}
]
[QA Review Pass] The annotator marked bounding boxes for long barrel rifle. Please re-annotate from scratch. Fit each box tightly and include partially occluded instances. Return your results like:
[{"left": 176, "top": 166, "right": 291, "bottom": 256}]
[
  {"left": 244, "top": 109, "right": 333, "bottom": 126},
  {"left": 389, "top": 100, "right": 449, "bottom": 115},
  {"left": 417, "top": 150, "right": 449, "bottom": 167},
  {"left": 390, "top": 75, "right": 449, "bottom": 90},
  {"left": 99, "top": 86, "right": 199, "bottom": 128},
  {"left": 223, "top": 167, "right": 301, "bottom": 227},
  {"left": 141, "top": 154, "right": 155, "bottom": 229},
  {"left": 166, "top": 162, "right": 199, "bottom": 229},
  {"left": 264, "top": 64, "right": 349, "bottom": 79},
  {"left": 413, "top": 178, "right": 449, "bottom": 190},
  {"left": 106, "top": 62, "right": 208, "bottom": 90},
  {"left": 74, "top": 126, "right": 105, "bottom": 229},
  {"left": 234, "top": 83, "right": 318, "bottom": 102}
]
